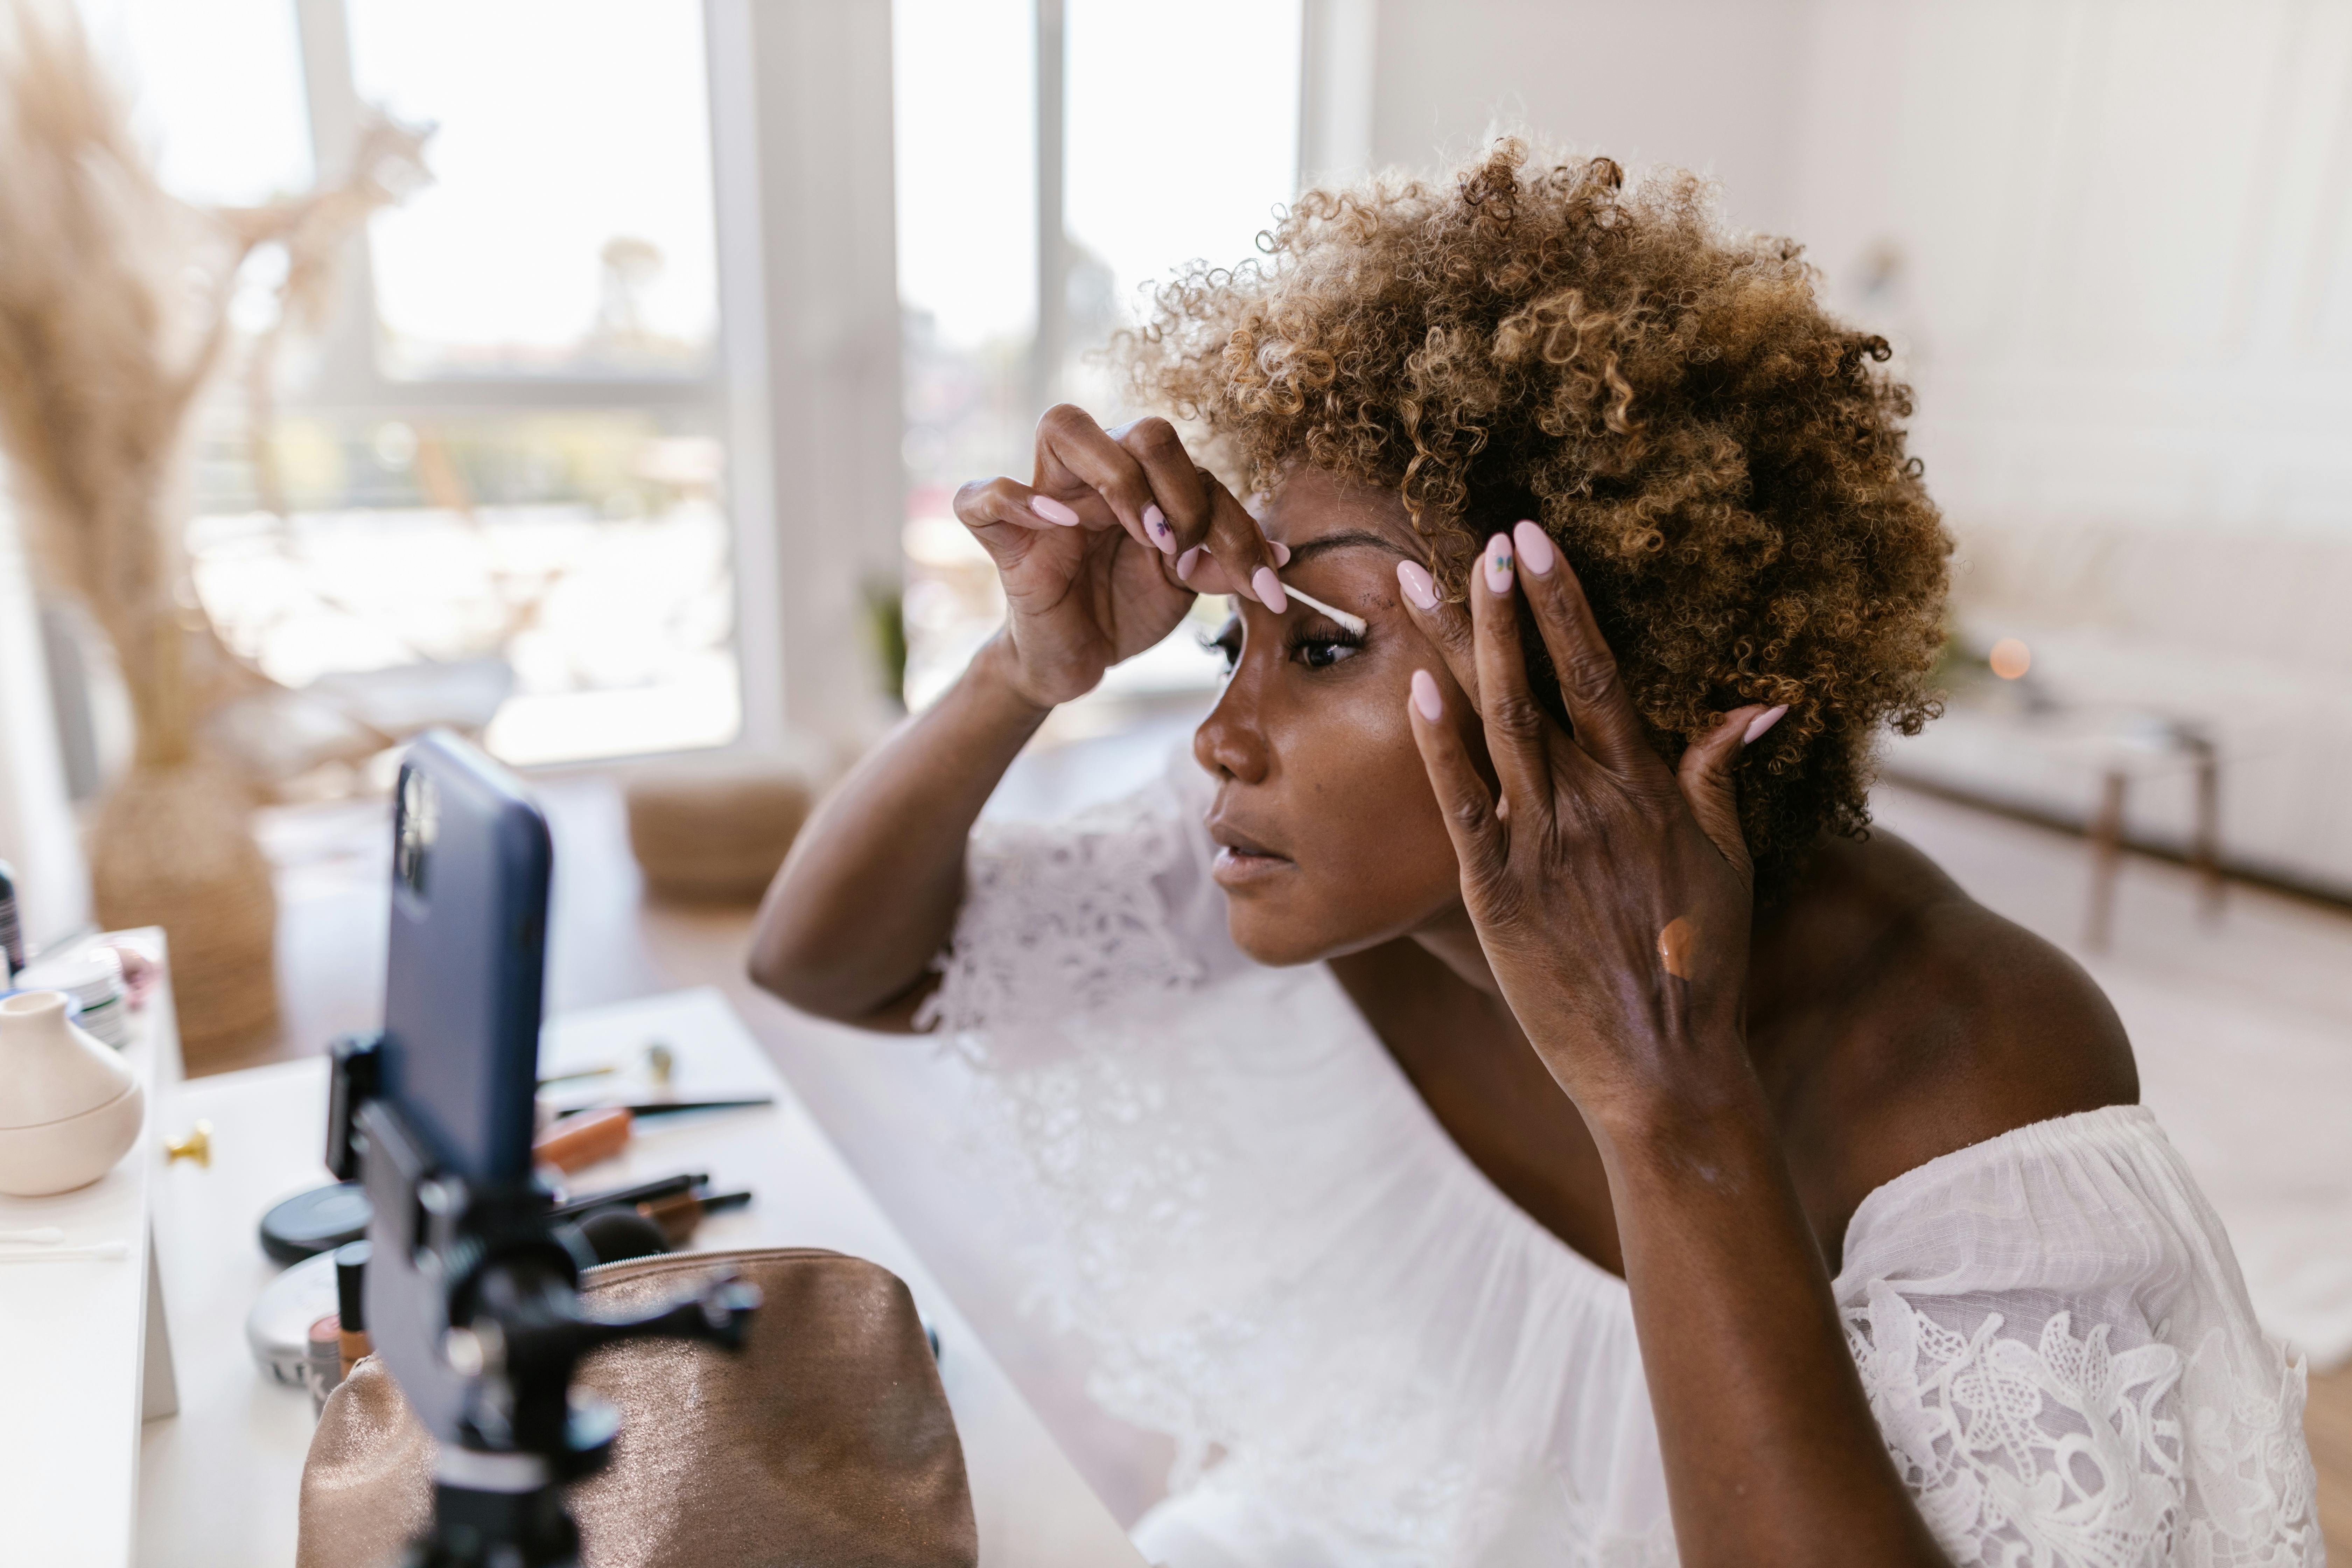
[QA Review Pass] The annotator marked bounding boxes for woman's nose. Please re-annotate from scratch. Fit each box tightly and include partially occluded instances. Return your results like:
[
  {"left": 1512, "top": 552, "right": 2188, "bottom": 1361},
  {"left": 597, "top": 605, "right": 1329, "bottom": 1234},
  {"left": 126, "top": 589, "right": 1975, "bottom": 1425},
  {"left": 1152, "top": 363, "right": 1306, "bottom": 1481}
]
[{"left": 1194, "top": 684, "right": 1269, "bottom": 784}]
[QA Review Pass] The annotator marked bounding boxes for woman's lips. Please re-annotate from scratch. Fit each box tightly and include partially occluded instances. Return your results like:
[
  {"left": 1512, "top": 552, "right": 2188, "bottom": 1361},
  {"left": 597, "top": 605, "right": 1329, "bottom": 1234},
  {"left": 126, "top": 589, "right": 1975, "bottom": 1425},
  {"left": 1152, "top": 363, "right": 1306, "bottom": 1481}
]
[
  {"left": 1207, "top": 820, "right": 1294, "bottom": 889},
  {"left": 1211, "top": 844, "right": 1294, "bottom": 889}
]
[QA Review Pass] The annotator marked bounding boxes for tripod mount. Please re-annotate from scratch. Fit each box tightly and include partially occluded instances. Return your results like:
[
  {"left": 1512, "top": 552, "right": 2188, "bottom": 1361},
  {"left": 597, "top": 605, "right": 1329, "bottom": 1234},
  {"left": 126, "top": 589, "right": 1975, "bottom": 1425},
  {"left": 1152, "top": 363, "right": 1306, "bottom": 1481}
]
[{"left": 328, "top": 1032, "right": 760, "bottom": 1568}]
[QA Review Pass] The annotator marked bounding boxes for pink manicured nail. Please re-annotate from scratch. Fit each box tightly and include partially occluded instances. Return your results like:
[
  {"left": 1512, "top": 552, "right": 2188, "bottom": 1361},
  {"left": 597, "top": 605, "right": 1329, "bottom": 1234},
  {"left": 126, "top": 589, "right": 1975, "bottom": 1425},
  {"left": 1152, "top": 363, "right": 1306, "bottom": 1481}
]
[
  {"left": 1410, "top": 669, "right": 1443, "bottom": 722},
  {"left": 1032, "top": 495, "right": 1080, "bottom": 526},
  {"left": 1744, "top": 704, "right": 1789, "bottom": 744},
  {"left": 1177, "top": 546, "right": 1202, "bottom": 581},
  {"left": 1143, "top": 503, "right": 1175, "bottom": 550},
  {"left": 1483, "top": 533, "right": 1514, "bottom": 595},
  {"left": 1273, "top": 540, "right": 1292, "bottom": 566},
  {"left": 1253, "top": 566, "right": 1288, "bottom": 614},
  {"left": 1512, "top": 520, "right": 1555, "bottom": 575},
  {"left": 1396, "top": 560, "right": 1436, "bottom": 610}
]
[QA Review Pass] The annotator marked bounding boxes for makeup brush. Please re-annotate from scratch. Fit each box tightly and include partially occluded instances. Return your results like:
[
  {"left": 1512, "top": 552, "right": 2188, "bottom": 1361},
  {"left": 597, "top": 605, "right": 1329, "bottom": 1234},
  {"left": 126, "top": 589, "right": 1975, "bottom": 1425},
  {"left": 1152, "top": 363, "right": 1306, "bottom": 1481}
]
[
  {"left": 633, "top": 1188, "right": 754, "bottom": 1247},
  {"left": 550, "top": 1171, "right": 711, "bottom": 1219},
  {"left": 1277, "top": 582, "right": 1367, "bottom": 636},
  {"left": 531, "top": 1098, "right": 776, "bottom": 1174}
]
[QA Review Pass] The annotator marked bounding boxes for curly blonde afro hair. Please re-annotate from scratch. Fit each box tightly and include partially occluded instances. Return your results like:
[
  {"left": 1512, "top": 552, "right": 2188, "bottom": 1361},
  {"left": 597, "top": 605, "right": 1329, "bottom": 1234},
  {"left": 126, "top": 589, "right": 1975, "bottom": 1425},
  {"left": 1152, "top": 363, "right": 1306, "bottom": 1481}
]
[{"left": 1125, "top": 139, "right": 1950, "bottom": 884}]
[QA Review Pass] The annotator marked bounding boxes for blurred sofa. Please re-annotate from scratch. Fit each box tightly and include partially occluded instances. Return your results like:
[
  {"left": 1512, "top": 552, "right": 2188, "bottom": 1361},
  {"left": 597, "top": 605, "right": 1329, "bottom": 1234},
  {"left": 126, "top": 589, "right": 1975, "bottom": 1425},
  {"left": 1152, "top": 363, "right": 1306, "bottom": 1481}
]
[{"left": 1880, "top": 519, "right": 2352, "bottom": 902}]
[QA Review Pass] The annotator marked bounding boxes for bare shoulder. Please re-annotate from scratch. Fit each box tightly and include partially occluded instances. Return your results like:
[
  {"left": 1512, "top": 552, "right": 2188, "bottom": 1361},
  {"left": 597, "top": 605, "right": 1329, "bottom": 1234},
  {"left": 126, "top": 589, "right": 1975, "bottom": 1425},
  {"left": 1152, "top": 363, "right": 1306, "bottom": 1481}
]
[{"left": 1767, "top": 826, "right": 2140, "bottom": 1259}]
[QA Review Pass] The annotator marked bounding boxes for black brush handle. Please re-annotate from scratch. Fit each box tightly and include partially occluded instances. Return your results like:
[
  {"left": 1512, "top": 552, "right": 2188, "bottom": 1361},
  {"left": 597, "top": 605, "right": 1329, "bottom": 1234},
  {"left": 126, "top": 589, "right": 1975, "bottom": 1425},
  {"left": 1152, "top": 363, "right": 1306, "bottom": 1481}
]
[
  {"left": 550, "top": 1171, "right": 709, "bottom": 1218},
  {"left": 558, "top": 1097, "right": 775, "bottom": 1120}
]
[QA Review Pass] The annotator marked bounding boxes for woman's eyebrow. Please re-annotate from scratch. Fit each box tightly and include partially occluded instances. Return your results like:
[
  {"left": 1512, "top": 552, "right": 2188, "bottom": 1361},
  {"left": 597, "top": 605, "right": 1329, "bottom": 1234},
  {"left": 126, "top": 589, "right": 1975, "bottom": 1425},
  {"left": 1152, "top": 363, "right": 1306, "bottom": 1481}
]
[{"left": 1281, "top": 530, "right": 1408, "bottom": 566}]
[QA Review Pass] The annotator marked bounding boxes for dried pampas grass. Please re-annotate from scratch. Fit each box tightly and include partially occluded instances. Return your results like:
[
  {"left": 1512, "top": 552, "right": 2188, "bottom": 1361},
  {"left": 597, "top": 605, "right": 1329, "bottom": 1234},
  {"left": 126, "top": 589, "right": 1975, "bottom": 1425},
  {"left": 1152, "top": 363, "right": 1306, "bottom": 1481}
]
[
  {"left": 0, "top": 0, "right": 213, "bottom": 765},
  {"left": 0, "top": 0, "right": 425, "bottom": 1058}
]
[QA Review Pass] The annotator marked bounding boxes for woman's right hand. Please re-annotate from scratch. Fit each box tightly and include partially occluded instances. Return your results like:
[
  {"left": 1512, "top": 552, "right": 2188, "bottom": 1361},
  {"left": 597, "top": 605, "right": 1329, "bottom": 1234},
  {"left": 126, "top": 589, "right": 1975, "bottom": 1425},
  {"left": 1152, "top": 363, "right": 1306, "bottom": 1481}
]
[{"left": 953, "top": 404, "right": 1286, "bottom": 709}]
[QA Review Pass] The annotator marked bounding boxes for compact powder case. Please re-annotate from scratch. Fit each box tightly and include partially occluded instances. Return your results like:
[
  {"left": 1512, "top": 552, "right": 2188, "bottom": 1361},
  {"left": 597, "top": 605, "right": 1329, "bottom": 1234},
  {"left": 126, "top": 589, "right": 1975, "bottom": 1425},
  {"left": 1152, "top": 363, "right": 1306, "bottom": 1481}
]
[
  {"left": 259, "top": 1182, "right": 372, "bottom": 1264},
  {"left": 246, "top": 1250, "right": 340, "bottom": 1386}
]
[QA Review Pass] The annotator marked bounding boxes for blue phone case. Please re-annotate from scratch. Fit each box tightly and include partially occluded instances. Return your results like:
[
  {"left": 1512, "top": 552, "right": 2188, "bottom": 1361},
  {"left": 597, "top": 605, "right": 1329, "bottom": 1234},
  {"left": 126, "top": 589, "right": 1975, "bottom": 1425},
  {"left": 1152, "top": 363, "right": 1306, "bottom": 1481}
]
[{"left": 382, "top": 731, "right": 551, "bottom": 1186}]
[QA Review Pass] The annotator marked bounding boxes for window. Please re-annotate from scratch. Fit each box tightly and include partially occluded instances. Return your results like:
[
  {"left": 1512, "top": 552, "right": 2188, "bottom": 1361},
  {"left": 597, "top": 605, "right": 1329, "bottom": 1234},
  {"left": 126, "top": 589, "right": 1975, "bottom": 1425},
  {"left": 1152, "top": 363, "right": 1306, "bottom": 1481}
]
[
  {"left": 346, "top": 0, "right": 720, "bottom": 379},
  {"left": 83, "top": 0, "right": 314, "bottom": 206},
  {"left": 89, "top": 0, "right": 1302, "bottom": 779},
  {"left": 895, "top": 0, "right": 1038, "bottom": 710},
  {"left": 102, "top": 0, "right": 740, "bottom": 783},
  {"left": 893, "top": 0, "right": 1303, "bottom": 713},
  {"left": 1059, "top": 0, "right": 1303, "bottom": 408}
]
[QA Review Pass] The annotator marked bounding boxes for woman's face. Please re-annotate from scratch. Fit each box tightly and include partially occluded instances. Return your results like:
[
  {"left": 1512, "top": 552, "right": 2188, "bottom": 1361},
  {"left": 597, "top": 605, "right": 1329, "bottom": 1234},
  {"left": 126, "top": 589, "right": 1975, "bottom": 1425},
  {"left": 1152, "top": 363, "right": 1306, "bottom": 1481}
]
[{"left": 1195, "top": 468, "right": 1488, "bottom": 966}]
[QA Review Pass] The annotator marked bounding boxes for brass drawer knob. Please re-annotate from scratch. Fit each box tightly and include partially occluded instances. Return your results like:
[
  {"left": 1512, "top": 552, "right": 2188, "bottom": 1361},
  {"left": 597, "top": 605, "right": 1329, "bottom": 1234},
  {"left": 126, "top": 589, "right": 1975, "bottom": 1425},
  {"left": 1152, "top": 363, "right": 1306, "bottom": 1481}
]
[{"left": 165, "top": 1121, "right": 212, "bottom": 1168}]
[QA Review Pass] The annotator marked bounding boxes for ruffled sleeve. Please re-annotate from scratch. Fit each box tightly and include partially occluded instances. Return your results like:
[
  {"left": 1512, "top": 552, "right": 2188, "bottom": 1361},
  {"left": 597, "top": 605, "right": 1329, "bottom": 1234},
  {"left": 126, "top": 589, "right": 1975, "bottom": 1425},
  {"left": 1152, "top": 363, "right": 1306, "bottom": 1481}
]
[{"left": 1835, "top": 1105, "right": 2321, "bottom": 1568}]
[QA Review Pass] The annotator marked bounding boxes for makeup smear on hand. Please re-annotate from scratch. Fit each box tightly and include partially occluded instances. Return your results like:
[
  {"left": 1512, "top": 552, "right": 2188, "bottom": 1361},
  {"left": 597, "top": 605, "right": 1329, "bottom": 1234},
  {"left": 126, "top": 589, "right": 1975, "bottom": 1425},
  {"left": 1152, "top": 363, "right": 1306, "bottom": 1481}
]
[{"left": 1657, "top": 916, "right": 1698, "bottom": 979}]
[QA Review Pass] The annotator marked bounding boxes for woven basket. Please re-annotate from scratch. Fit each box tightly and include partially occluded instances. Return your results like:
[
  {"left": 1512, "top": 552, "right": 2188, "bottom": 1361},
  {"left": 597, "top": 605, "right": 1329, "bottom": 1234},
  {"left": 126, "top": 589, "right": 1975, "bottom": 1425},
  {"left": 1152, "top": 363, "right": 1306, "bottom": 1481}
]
[
  {"left": 88, "top": 760, "right": 278, "bottom": 1063},
  {"left": 624, "top": 761, "right": 813, "bottom": 904}
]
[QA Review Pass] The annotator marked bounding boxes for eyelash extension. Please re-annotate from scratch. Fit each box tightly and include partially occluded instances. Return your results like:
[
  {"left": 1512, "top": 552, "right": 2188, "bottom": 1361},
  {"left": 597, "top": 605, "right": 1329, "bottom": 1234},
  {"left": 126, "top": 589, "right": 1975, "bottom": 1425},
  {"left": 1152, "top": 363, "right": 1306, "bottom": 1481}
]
[
  {"left": 1202, "top": 617, "right": 1364, "bottom": 674},
  {"left": 1282, "top": 616, "right": 1364, "bottom": 672},
  {"left": 1284, "top": 618, "right": 1364, "bottom": 654},
  {"left": 1201, "top": 623, "right": 1241, "bottom": 674}
]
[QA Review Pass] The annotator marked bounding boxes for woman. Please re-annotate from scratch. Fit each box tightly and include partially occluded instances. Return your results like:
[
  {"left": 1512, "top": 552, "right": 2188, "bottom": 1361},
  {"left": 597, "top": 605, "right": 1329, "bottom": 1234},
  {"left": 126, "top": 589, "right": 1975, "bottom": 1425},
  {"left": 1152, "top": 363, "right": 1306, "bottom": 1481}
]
[{"left": 751, "top": 144, "right": 2317, "bottom": 1565}]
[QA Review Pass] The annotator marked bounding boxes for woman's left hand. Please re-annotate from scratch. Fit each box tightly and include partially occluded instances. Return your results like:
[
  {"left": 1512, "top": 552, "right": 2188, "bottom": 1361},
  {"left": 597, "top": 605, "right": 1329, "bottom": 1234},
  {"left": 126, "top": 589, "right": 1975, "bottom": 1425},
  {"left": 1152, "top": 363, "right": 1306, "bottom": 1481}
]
[
  {"left": 1402, "top": 525, "right": 1959, "bottom": 1568},
  {"left": 1395, "top": 521, "right": 1787, "bottom": 1132}
]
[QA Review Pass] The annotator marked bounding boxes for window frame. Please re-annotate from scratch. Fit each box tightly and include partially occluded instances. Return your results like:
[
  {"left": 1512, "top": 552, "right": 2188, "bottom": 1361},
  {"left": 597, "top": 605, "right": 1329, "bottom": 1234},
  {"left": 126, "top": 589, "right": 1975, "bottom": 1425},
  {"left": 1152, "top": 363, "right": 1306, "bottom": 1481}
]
[
  {"left": 259, "top": 0, "right": 760, "bottom": 760},
  {"left": 285, "top": 0, "right": 729, "bottom": 420}
]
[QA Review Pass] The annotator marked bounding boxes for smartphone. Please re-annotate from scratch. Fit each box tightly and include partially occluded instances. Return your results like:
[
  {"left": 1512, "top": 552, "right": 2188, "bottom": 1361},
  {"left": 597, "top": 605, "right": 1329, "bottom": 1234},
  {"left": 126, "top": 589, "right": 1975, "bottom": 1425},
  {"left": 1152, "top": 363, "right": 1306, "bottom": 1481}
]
[{"left": 381, "top": 730, "right": 552, "bottom": 1186}]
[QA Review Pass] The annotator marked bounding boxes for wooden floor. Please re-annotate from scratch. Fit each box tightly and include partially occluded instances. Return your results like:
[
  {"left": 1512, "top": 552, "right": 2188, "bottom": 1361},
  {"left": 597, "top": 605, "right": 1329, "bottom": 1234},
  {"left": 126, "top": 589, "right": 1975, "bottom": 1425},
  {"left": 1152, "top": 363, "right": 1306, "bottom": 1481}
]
[
  {"left": 2315, "top": 1363, "right": 2352, "bottom": 1554},
  {"left": 215, "top": 761, "right": 2352, "bottom": 1547}
]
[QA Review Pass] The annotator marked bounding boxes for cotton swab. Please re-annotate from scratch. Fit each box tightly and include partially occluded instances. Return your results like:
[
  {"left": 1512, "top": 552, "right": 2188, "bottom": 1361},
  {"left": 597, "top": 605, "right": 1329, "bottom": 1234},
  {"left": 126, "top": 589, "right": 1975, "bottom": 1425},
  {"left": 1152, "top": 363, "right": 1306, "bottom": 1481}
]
[
  {"left": 0, "top": 1241, "right": 128, "bottom": 1262},
  {"left": 1277, "top": 582, "right": 1368, "bottom": 637},
  {"left": 0, "top": 1227, "right": 65, "bottom": 1244},
  {"left": 1187, "top": 542, "right": 1371, "bottom": 636}
]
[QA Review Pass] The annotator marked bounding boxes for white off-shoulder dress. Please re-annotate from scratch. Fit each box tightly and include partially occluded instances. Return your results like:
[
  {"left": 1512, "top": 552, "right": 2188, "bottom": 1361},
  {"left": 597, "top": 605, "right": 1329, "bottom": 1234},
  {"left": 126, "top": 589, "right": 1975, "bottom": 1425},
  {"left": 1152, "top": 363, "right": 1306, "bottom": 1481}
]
[{"left": 918, "top": 759, "right": 2322, "bottom": 1568}]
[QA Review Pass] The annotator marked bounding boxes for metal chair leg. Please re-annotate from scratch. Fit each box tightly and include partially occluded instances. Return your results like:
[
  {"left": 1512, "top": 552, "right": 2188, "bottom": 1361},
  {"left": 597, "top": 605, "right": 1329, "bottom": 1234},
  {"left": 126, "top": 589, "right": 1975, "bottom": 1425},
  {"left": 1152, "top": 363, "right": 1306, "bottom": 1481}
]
[
  {"left": 2085, "top": 769, "right": 2126, "bottom": 952},
  {"left": 2192, "top": 745, "right": 2224, "bottom": 924}
]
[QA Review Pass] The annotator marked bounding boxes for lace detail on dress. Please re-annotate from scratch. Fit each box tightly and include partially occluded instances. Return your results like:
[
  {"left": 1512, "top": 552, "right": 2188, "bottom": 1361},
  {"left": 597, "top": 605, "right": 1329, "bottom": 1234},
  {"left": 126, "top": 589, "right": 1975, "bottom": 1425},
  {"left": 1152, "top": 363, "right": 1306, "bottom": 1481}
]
[
  {"left": 1847, "top": 1282, "right": 2319, "bottom": 1568},
  {"left": 921, "top": 777, "right": 1678, "bottom": 1563},
  {"left": 917, "top": 787, "right": 1205, "bottom": 1050},
  {"left": 918, "top": 784, "right": 1235, "bottom": 1415}
]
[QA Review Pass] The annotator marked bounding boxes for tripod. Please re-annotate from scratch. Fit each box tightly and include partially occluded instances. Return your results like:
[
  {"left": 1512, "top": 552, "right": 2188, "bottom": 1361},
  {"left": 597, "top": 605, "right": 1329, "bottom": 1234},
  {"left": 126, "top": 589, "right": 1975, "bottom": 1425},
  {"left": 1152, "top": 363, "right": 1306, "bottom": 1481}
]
[{"left": 330, "top": 1033, "right": 760, "bottom": 1568}]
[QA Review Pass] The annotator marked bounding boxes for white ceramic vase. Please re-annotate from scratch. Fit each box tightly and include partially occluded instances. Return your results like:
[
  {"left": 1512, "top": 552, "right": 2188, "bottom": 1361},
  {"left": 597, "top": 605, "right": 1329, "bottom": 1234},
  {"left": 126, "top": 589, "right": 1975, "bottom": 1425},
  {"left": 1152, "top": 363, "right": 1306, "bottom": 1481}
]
[{"left": 0, "top": 989, "right": 144, "bottom": 1197}]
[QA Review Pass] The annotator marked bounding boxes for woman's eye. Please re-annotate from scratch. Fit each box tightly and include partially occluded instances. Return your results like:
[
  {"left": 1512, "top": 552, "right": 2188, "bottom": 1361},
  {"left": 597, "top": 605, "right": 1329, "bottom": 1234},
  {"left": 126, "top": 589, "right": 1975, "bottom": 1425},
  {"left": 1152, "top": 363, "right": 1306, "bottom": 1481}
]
[
  {"left": 1295, "top": 638, "right": 1360, "bottom": 671},
  {"left": 1202, "top": 621, "right": 1242, "bottom": 675}
]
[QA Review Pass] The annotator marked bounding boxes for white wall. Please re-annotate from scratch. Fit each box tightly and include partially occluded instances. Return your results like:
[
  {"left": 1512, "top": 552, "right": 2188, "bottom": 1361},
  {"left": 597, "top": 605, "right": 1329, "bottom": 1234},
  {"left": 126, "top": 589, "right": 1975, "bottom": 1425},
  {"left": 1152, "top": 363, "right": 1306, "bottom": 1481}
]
[
  {"left": 1791, "top": 0, "right": 2352, "bottom": 538},
  {"left": 1315, "top": 0, "right": 2352, "bottom": 539},
  {"left": 1363, "top": 0, "right": 1810, "bottom": 234}
]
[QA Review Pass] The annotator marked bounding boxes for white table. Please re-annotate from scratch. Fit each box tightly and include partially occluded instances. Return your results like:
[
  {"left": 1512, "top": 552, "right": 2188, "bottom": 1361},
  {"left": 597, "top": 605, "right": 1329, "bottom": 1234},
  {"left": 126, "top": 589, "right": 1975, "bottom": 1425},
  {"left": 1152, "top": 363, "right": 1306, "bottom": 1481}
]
[
  {"left": 0, "top": 929, "right": 180, "bottom": 1568},
  {"left": 137, "top": 986, "right": 1144, "bottom": 1568}
]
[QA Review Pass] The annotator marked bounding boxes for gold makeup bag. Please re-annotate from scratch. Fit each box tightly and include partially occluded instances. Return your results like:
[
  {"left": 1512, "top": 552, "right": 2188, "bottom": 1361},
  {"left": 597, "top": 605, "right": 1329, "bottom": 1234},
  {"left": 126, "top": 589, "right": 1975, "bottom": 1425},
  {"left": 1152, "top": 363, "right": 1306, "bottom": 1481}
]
[{"left": 298, "top": 1248, "right": 977, "bottom": 1568}]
